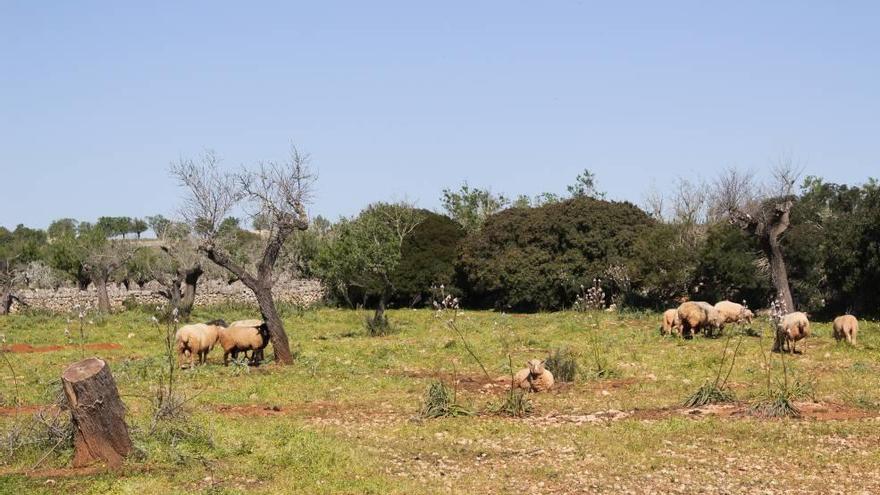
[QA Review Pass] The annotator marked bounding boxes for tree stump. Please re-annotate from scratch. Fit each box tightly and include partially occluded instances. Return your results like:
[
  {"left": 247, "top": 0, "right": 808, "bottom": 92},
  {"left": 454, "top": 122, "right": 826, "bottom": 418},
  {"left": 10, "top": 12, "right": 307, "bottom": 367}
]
[{"left": 61, "top": 358, "right": 132, "bottom": 468}]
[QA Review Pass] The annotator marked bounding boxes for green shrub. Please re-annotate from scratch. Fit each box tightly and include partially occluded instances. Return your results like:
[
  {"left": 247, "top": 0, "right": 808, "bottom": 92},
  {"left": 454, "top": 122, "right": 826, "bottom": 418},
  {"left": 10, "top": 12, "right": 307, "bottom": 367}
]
[
  {"left": 391, "top": 211, "right": 465, "bottom": 307},
  {"left": 457, "top": 196, "right": 654, "bottom": 311}
]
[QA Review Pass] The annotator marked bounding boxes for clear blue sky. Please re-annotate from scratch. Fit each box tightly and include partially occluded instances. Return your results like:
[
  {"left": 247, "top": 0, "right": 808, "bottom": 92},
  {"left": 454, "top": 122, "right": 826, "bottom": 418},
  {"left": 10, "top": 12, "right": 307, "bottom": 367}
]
[{"left": 2, "top": 1, "right": 878, "bottom": 229}]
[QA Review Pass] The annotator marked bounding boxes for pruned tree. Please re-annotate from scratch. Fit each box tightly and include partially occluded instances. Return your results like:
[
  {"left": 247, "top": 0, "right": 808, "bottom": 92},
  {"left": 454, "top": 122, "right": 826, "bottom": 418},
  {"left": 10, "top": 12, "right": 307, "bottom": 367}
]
[
  {"left": 171, "top": 146, "right": 314, "bottom": 365},
  {"left": 82, "top": 237, "right": 136, "bottom": 313},
  {"left": 713, "top": 160, "right": 803, "bottom": 311},
  {"left": 153, "top": 222, "right": 204, "bottom": 319}
]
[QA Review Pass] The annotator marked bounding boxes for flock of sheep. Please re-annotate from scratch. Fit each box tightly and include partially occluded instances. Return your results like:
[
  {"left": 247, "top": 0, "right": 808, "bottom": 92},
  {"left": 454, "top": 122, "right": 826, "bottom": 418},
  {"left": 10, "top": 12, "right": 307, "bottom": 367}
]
[
  {"left": 172, "top": 304, "right": 860, "bottom": 399},
  {"left": 660, "top": 299, "right": 860, "bottom": 354},
  {"left": 175, "top": 319, "right": 269, "bottom": 368}
]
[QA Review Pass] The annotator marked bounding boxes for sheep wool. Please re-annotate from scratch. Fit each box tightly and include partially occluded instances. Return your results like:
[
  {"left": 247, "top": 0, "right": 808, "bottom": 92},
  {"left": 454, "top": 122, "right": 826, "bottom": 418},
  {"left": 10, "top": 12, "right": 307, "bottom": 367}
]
[
  {"left": 512, "top": 359, "right": 555, "bottom": 392},
  {"left": 714, "top": 301, "right": 754, "bottom": 325},
  {"left": 677, "top": 301, "right": 724, "bottom": 338},
  {"left": 218, "top": 323, "right": 270, "bottom": 365},
  {"left": 661, "top": 309, "right": 681, "bottom": 336},
  {"left": 774, "top": 312, "right": 811, "bottom": 354},
  {"left": 175, "top": 322, "right": 222, "bottom": 368},
  {"left": 832, "top": 315, "right": 858, "bottom": 345}
]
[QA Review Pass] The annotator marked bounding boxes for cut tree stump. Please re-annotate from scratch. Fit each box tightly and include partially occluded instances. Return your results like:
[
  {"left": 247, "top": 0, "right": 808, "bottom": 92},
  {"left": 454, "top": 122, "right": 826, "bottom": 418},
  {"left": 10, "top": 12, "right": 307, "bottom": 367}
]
[{"left": 61, "top": 357, "right": 132, "bottom": 468}]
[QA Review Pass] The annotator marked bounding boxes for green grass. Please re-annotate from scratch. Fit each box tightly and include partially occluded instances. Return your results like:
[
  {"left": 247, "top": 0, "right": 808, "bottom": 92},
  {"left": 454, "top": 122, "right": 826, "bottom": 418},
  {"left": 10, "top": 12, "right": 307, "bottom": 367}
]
[{"left": 2, "top": 308, "right": 880, "bottom": 493}]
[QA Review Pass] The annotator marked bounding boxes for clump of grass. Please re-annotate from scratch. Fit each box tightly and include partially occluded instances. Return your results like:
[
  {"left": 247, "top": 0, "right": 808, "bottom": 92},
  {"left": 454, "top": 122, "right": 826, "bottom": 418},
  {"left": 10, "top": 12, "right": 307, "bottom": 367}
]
[
  {"left": 750, "top": 332, "right": 811, "bottom": 418},
  {"left": 489, "top": 389, "right": 533, "bottom": 418},
  {"left": 684, "top": 381, "right": 736, "bottom": 408},
  {"left": 544, "top": 347, "right": 578, "bottom": 382},
  {"left": 365, "top": 313, "right": 392, "bottom": 336},
  {"left": 749, "top": 391, "right": 801, "bottom": 418},
  {"left": 419, "top": 381, "right": 472, "bottom": 419},
  {"left": 683, "top": 335, "right": 742, "bottom": 407}
]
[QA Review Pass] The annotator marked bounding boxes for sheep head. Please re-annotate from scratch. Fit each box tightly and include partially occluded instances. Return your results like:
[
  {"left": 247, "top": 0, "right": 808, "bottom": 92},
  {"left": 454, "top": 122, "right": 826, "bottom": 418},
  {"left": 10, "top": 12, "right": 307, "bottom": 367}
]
[{"left": 526, "top": 359, "right": 545, "bottom": 376}]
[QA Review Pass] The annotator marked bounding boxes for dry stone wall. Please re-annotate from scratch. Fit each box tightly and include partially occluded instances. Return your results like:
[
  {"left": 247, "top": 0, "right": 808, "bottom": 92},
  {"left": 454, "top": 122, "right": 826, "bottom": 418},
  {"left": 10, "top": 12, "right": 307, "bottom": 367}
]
[{"left": 11, "top": 278, "right": 325, "bottom": 314}]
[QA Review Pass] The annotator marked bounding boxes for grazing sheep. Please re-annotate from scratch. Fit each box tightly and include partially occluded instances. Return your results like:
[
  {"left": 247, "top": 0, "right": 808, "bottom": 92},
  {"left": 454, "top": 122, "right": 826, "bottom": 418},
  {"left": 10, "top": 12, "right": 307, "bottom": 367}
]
[
  {"left": 661, "top": 309, "right": 681, "bottom": 336},
  {"left": 677, "top": 301, "right": 725, "bottom": 338},
  {"left": 832, "top": 315, "right": 858, "bottom": 345},
  {"left": 512, "top": 359, "right": 555, "bottom": 392},
  {"left": 218, "top": 322, "right": 270, "bottom": 366},
  {"left": 714, "top": 301, "right": 754, "bottom": 325},
  {"left": 175, "top": 319, "right": 225, "bottom": 368},
  {"left": 773, "top": 312, "right": 811, "bottom": 354}
]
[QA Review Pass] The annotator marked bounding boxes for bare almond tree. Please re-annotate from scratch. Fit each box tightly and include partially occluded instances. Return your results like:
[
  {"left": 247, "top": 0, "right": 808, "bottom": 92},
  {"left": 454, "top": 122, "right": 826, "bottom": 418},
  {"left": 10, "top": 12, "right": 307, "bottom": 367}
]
[
  {"left": 713, "top": 160, "right": 803, "bottom": 311},
  {"left": 171, "top": 146, "right": 314, "bottom": 365},
  {"left": 671, "top": 177, "right": 709, "bottom": 251}
]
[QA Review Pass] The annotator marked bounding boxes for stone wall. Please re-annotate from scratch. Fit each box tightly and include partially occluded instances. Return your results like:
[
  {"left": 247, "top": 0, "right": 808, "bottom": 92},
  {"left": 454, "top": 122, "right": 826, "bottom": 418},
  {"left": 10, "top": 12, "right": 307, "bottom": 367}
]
[{"left": 10, "top": 278, "right": 325, "bottom": 314}]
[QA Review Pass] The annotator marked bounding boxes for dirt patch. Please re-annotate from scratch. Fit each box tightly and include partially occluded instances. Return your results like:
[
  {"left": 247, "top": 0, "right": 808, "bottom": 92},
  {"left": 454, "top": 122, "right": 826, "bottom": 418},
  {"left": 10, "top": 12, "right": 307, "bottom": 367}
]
[
  {"left": 631, "top": 401, "right": 879, "bottom": 422},
  {"left": 0, "top": 404, "right": 58, "bottom": 417},
  {"left": 2, "top": 343, "right": 122, "bottom": 354},
  {"left": 214, "top": 404, "right": 288, "bottom": 417}
]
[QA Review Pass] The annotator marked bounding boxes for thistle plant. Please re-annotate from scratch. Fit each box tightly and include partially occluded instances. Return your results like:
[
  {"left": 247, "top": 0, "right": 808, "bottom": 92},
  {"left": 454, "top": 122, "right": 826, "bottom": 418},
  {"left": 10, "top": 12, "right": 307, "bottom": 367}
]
[{"left": 572, "top": 279, "right": 606, "bottom": 312}]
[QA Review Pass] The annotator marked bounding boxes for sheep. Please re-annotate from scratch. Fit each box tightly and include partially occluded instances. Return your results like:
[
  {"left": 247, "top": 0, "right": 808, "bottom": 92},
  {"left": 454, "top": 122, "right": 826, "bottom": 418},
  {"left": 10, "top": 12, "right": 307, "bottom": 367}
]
[
  {"left": 512, "top": 359, "right": 555, "bottom": 392},
  {"left": 175, "top": 319, "right": 225, "bottom": 368},
  {"left": 218, "top": 322, "right": 270, "bottom": 366},
  {"left": 714, "top": 300, "right": 754, "bottom": 325},
  {"left": 661, "top": 309, "right": 681, "bottom": 336},
  {"left": 773, "top": 312, "right": 811, "bottom": 354},
  {"left": 832, "top": 314, "right": 858, "bottom": 345},
  {"left": 230, "top": 319, "right": 264, "bottom": 328},
  {"left": 227, "top": 319, "right": 268, "bottom": 362},
  {"left": 677, "top": 301, "right": 725, "bottom": 338}
]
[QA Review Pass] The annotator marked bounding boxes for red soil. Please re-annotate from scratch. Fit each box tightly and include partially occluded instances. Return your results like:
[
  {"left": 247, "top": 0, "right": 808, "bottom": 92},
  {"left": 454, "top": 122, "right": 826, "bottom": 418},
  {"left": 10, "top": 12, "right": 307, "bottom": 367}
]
[{"left": 2, "top": 342, "right": 122, "bottom": 354}]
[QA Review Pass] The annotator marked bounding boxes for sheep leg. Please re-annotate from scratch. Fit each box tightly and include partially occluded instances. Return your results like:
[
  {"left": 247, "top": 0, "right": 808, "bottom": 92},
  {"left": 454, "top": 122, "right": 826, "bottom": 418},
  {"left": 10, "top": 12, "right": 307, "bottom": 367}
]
[{"left": 224, "top": 351, "right": 230, "bottom": 366}]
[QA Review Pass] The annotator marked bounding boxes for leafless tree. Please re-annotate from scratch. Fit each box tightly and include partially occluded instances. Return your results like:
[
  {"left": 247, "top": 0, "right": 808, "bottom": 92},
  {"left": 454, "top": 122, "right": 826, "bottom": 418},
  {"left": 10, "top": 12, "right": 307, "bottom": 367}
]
[
  {"left": 712, "top": 159, "right": 803, "bottom": 311},
  {"left": 171, "top": 145, "right": 314, "bottom": 365},
  {"left": 641, "top": 180, "right": 666, "bottom": 221},
  {"left": 671, "top": 177, "right": 709, "bottom": 250}
]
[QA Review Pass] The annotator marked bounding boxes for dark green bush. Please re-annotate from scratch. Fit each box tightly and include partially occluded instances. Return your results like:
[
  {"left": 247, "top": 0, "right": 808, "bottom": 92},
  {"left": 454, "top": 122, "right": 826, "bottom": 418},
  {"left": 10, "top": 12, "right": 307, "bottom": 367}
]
[
  {"left": 391, "top": 211, "right": 465, "bottom": 307},
  {"left": 457, "top": 197, "right": 654, "bottom": 311}
]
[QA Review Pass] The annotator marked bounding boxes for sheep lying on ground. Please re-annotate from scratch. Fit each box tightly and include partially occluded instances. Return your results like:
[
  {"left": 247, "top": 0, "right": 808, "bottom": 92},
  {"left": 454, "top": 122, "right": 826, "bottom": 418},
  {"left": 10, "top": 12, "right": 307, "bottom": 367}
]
[
  {"left": 661, "top": 309, "right": 681, "bottom": 336},
  {"left": 512, "top": 359, "right": 555, "bottom": 392},
  {"left": 677, "top": 301, "right": 725, "bottom": 338},
  {"left": 714, "top": 300, "right": 754, "bottom": 325},
  {"left": 218, "top": 321, "right": 270, "bottom": 365},
  {"left": 773, "top": 312, "right": 811, "bottom": 354},
  {"left": 175, "top": 319, "right": 225, "bottom": 368},
  {"left": 832, "top": 315, "right": 858, "bottom": 345}
]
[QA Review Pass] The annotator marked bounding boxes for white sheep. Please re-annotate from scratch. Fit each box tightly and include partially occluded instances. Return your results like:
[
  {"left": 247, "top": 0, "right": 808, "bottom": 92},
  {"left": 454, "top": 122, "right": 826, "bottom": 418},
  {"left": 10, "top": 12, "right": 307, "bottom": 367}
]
[
  {"left": 512, "top": 359, "right": 555, "bottom": 392},
  {"left": 832, "top": 315, "right": 858, "bottom": 345},
  {"left": 218, "top": 322, "right": 270, "bottom": 365},
  {"left": 773, "top": 312, "right": 811, "bottom": 354},
  {"left": 677, "top": 301, "right": 725, "bottom": 338},
  {"left": 175, "top": 319, "right": 225, "bottom": 368},
  {"left": 661, "top": 309, "right": 681, "bottom": 336},
  {"left": 714, "top": 300, "right": 754, "bottom": 325}
]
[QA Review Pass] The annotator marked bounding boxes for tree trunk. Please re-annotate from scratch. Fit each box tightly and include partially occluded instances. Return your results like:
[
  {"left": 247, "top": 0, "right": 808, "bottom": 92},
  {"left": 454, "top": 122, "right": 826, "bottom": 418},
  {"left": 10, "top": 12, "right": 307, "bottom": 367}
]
[
  {"left": 93, "top": 275, "right": 112, "bottom": 313},
  {"left": 61, "top": 358, "right": 132, "bottom": 468},
  {"left": 179, "top": 266, "right": 203, "bottom": 319},
  {"left": 0, "top": 290, "right": 12, "bottom": 315},
  {"left": 374, "top": 293, "right": 387, "bottom": 323},
  {"left": 254, "top": 287, "right": 292, "bottom": 364},
  {"left": 764, "top": 235, "right": 795, "bottom": 312}
]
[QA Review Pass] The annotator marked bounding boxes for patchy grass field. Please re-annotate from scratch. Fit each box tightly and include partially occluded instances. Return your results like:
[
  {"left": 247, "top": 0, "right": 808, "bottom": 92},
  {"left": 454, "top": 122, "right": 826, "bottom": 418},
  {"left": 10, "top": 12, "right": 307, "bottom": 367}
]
[{"left": 2, "top": 307, "right": 880, "bottom": 494}]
